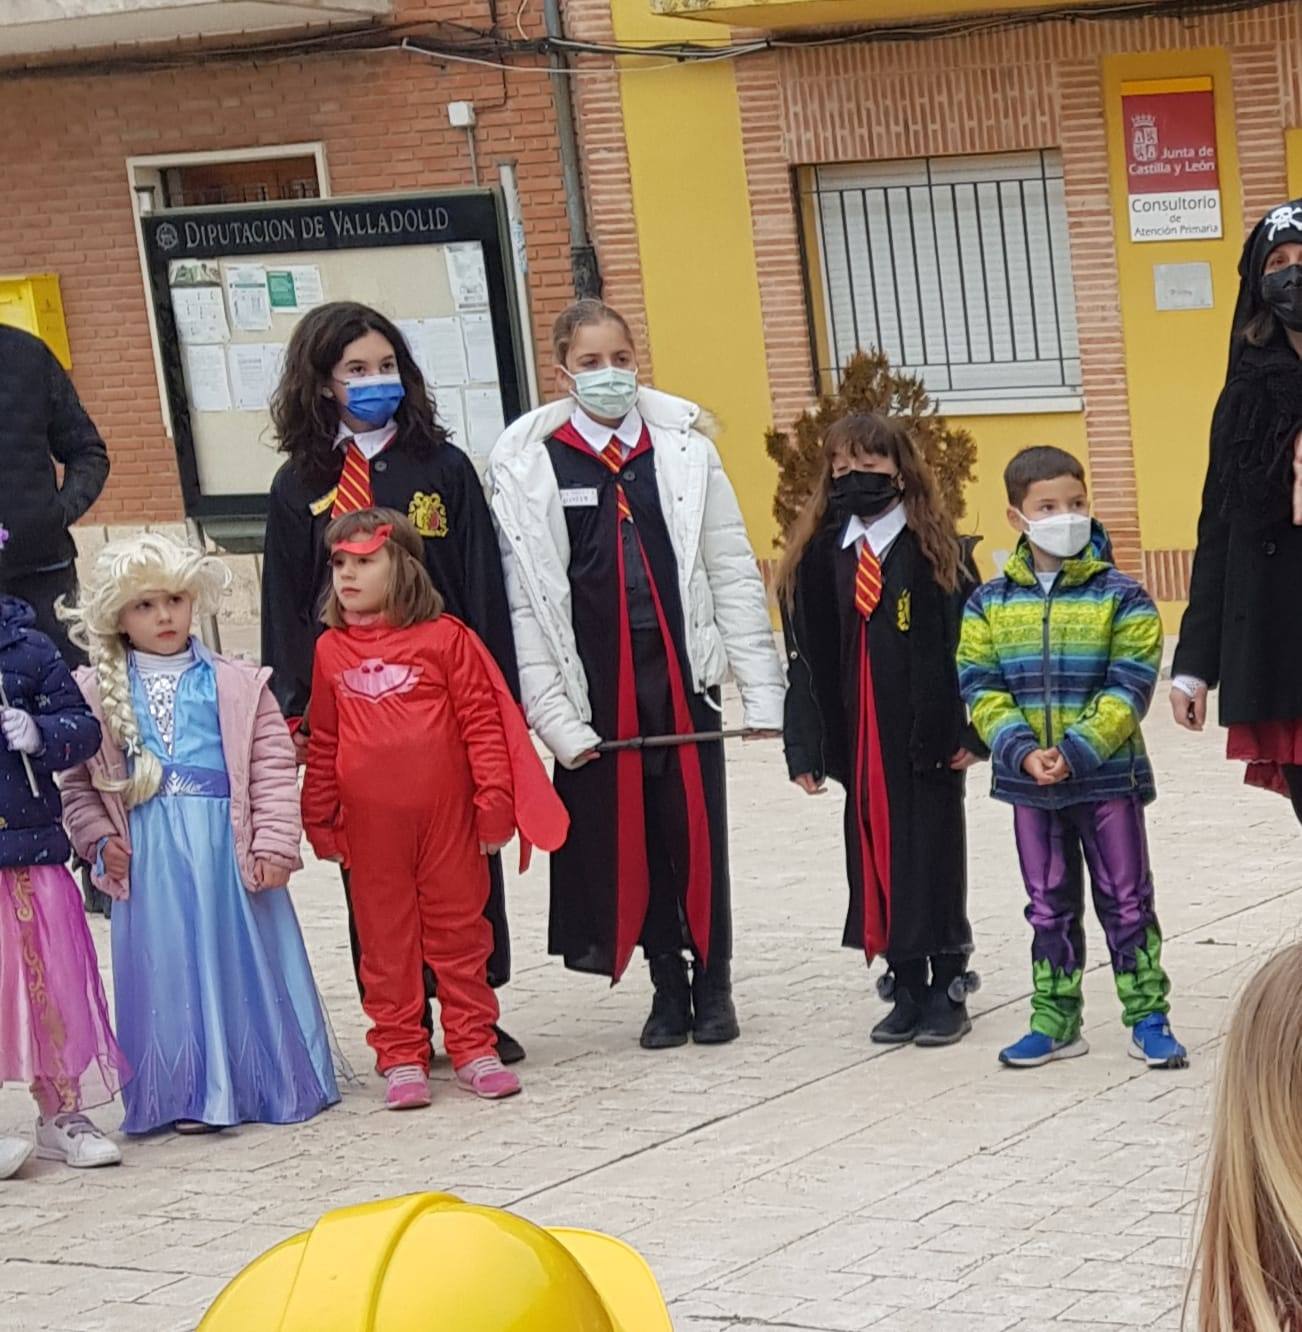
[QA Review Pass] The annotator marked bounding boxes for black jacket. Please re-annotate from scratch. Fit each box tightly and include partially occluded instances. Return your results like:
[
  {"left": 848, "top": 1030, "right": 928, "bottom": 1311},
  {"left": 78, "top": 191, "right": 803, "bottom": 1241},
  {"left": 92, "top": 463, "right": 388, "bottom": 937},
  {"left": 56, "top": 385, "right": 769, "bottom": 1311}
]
[
  {"left": 1173, "top": 339, "right": 1302, "bottom": 725},
  {"left": 261, "top": 439, "right": 519, "bottom": 721},
  {"left": 0, "top": 327, "right": 109, "bottom": 576},
  {"left": 0, "top": 598, "right": 101, "bottom": 868}
]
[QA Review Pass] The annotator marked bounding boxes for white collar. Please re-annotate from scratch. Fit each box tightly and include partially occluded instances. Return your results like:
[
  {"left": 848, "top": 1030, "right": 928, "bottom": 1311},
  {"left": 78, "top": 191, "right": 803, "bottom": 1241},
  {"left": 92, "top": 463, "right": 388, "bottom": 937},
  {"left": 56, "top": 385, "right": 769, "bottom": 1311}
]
[
  {"left": 335, "top": 420, "right": 398, "bottom": 462},
  {"left": 569, "top": 404, "right": 645, "bottom": 455},
  {"left": 841, "top": 503, "right": 908, "bottom": 557}
]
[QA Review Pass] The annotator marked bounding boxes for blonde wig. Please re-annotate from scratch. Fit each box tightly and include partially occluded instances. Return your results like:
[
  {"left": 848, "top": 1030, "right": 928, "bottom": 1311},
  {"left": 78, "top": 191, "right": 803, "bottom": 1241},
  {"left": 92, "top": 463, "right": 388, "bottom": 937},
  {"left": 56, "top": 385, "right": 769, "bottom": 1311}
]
[
  {"left": 59, "top": 533, "right": 231, "bottom": 807},
  {"left": 1192, "top": 944, "right": 1302, "bottom": 1331}
]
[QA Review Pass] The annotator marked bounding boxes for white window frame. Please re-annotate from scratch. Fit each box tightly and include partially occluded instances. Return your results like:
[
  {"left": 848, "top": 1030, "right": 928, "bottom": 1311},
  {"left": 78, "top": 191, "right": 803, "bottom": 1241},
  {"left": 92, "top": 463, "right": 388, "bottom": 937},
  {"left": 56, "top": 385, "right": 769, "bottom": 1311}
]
[
  {"left": 125, "top": 142, "right": 330, "bottom": 437},
  {"left": 809, "top": 149, "right": 1084, "bottom": 416}
]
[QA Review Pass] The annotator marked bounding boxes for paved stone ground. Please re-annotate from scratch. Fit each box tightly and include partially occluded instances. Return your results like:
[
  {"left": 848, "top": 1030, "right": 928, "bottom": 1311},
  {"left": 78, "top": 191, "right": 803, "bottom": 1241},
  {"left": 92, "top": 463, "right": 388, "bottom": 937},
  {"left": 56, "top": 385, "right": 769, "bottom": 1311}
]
[{"left": 1, "top": 662, "right": 1298, "bottom": 1331}]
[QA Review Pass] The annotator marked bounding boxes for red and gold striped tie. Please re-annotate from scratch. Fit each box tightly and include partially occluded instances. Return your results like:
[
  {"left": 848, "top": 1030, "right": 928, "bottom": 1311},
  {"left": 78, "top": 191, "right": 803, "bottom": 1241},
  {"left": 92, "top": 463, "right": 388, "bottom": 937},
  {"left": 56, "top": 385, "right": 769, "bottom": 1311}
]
[
  {"left": 600, "top": 440, "right": 633, "bottom": 523},
  {"left": 332, "top": 443, "right": 374, "bottom": 517},
  {"left": 855, "top": 543, "right": 882, "bottom": 619}
]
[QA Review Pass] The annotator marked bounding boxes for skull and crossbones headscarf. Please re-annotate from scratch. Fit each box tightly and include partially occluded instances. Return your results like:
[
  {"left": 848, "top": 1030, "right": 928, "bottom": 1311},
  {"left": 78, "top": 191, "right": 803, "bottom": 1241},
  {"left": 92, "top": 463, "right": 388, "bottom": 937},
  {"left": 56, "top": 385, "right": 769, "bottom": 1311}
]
[{"left": 1228, "top": 199, "right": 1302, "bottom": 369}]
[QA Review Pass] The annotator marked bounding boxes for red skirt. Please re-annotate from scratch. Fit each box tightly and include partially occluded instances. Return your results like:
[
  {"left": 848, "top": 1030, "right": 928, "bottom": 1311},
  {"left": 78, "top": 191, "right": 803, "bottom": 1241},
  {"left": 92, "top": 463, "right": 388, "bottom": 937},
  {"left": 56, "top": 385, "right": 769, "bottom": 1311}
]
[{"left": 1228, "top": 720, "right": 1302, "bottom": 796}]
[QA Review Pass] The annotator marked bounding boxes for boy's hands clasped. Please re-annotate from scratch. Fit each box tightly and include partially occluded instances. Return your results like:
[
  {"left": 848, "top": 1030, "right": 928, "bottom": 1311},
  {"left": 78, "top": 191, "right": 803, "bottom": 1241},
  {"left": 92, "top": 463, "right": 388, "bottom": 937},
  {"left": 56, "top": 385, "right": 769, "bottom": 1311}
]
[{"left": 1023, "top": 747, "right": 1070, "bottom": 786}]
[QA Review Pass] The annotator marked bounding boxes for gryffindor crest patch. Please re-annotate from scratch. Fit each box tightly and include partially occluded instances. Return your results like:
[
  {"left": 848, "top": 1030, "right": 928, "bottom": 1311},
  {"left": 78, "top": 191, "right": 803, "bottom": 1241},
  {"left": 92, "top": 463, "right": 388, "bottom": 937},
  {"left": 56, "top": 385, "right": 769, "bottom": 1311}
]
[{"left": 408, "top": 491, "right": 448, "bottom": 539}]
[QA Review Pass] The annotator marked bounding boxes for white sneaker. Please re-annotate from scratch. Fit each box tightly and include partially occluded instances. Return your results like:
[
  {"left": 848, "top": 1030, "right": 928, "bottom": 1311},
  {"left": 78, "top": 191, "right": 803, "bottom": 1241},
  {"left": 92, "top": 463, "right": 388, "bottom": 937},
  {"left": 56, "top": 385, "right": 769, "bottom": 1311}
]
[
  {"left": 35, "top": 1114, "right": 122, "bottom": 1169},
  {"left": 0, "top": 1137, "right": 32, "bottom": 1179}
]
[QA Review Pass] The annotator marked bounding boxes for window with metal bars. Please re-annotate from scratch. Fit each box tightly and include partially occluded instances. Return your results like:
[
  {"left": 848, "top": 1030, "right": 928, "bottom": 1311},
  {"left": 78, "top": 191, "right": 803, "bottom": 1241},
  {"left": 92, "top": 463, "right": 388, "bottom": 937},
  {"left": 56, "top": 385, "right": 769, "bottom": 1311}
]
[{"left": 804, "top": 150, "right": 1082, "bottom": 407}]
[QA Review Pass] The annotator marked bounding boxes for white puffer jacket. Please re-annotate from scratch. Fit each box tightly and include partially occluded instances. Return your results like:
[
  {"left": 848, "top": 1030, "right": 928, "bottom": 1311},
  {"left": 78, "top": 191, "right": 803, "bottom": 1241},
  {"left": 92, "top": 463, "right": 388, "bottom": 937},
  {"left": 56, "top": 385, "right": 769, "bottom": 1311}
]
[{"left": 488, "top": 388, "right": 786, "bottom": 767}]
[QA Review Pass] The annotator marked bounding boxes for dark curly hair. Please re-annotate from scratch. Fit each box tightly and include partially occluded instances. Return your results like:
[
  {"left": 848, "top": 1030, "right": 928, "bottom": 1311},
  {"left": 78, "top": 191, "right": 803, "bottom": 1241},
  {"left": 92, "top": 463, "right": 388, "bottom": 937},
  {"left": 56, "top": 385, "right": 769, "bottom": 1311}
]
[{"left": 270, "top": 301, "right": 449, "bottom": 493}]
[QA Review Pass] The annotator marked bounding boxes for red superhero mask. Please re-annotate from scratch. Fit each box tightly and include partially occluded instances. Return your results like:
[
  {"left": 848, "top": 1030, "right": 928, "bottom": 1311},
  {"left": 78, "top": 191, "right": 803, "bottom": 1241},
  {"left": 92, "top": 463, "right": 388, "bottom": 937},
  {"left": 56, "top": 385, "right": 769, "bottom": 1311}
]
[{"left": 331, "top": 524, "right": 392, "bottom": 557}]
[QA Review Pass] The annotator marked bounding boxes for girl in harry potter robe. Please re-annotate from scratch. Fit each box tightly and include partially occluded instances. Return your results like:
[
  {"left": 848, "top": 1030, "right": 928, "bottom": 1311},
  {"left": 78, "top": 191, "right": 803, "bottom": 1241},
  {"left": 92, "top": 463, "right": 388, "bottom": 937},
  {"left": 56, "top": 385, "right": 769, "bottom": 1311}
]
[
  {"left": 778, "top": 414, "right": 981, "bottom": 1048},
  {"left": 261, "top": 301, "right": 524, "bottom": 1064},
  {"left": 488, "top": 300, "right": 786, "bottom": 1049}
]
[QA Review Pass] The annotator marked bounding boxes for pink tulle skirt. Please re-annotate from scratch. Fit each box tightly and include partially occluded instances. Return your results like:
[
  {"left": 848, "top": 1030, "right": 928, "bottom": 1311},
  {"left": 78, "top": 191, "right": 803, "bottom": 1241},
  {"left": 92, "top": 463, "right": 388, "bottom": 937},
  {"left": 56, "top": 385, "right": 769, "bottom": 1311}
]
[{"left": 0, "top": 864, "right": 128, "bottom": 1112}]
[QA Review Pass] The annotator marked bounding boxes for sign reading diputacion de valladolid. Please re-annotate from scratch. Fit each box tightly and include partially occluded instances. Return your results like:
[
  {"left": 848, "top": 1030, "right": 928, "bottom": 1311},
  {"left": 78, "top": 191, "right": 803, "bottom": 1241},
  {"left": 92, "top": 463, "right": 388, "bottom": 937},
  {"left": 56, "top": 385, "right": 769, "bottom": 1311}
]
[{"left": 1122, "top": 77, "right": 1223, "bottom": 243}]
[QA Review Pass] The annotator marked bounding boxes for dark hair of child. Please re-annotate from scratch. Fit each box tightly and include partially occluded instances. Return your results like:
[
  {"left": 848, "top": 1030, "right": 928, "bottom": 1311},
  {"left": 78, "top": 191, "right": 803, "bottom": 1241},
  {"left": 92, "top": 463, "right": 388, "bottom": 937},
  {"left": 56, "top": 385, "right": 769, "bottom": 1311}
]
[
  {"left": 1003, "top": 445, "right": 1087, "bottom": 509},
  {"left": 776, "top": 412, "right": 961, "bottom": 603},
  {"left": 320, "top": 508, "right": 444, "bottom": 630},
  {"left": 270, "top": 301, "right": 448, "bottom": 493}
]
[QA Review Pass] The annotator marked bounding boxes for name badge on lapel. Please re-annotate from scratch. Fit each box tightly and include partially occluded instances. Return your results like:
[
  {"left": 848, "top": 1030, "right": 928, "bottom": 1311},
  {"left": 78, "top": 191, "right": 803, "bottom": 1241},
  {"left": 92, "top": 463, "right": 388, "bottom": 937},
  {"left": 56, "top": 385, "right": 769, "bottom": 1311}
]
[{"left": 560, "top": 487, "right": 599, "bottom": 509}]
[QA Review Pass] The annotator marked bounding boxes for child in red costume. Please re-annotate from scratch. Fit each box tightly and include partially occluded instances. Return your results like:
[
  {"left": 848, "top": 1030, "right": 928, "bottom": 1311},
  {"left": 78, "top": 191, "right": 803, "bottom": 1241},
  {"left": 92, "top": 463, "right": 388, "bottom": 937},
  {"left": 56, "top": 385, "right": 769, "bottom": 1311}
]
[{"left": 301, "top": 510, "right": 567, "bottom": 1109}]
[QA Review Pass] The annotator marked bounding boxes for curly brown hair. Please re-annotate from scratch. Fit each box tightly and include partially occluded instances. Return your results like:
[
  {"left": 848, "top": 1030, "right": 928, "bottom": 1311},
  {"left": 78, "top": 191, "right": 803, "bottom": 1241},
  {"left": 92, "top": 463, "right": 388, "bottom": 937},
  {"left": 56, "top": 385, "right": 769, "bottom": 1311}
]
[
  {"left": 320, "top": 508, "right": 443, "bottom": 630},
  {"left": 270, "top": 302, "right": 449, "bottom": 493},
  {"left": 775, "top": 413, "right": 961, "bottom": 605}
]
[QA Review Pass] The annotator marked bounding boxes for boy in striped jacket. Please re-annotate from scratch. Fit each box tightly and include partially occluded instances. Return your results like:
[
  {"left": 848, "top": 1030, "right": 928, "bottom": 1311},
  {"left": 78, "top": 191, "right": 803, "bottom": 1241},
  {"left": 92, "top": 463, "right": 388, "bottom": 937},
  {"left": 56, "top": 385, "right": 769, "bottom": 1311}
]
[{"left": 958, "top": 446, "right": 1187, "bottom": 1071}]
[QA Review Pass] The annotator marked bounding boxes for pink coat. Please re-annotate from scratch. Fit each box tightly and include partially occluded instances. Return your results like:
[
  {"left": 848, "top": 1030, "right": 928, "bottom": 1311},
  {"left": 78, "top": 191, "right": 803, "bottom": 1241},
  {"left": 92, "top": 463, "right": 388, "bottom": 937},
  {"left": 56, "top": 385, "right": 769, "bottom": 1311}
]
[{"left": 61, "top": 652, "right": 304, "bottom": 900}]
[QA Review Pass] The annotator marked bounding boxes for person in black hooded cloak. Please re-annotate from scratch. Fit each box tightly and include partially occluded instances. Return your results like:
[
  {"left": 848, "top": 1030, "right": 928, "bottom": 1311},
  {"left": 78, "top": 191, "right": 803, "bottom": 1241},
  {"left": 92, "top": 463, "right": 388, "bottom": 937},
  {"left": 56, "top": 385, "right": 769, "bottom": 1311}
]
[{"left": 1170, "top": 200, "right": 1302, "bottom": 820}]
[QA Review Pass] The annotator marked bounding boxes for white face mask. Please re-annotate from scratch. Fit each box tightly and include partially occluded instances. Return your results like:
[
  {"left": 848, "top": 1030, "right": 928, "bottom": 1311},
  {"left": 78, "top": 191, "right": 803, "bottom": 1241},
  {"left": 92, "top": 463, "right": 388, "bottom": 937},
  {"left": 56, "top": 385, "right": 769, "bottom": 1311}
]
[{"left": 1019, "top": 511, "right": 1091, "bottom": 559}]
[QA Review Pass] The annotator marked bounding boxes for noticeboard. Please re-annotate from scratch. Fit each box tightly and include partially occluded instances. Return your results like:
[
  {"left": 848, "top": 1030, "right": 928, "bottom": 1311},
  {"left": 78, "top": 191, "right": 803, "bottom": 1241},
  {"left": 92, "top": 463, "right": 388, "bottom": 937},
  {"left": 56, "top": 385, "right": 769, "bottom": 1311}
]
[{"left": 142, "top": 191, "right": 524, "bottom": 524}]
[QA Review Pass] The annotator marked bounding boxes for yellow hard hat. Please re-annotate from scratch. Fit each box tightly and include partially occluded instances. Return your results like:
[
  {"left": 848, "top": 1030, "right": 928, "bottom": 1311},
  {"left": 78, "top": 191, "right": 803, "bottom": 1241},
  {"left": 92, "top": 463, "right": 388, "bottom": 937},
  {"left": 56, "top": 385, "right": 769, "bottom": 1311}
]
[{"left": 199, "top": 1192, "right": 673, "bottom": 1332}]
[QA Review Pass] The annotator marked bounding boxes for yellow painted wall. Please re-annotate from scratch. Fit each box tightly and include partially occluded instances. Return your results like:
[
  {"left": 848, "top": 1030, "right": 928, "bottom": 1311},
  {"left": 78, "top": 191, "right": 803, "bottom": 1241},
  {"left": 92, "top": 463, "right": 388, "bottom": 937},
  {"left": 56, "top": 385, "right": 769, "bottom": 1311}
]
[
  {"left": 1287, "top": 128, "right": 1302, "bottom": 195},
  {"left": 1101, "top": 51, "right": 1244, "bottom": 560},
  {"left": 949, "top": 411, "right": 1090, "bottom": 580},
  {"left": 610, "top": 0, "right": 779, "bottom": 552},
  {"left": 653, "top": 0, "right": 1111, "bottom": 30}
]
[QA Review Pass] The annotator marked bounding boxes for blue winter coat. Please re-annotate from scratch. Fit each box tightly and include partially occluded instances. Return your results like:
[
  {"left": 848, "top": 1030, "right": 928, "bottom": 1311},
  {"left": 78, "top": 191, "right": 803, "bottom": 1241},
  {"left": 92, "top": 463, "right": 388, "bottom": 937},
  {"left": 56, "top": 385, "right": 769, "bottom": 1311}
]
[{"left": 0, "top": 597, "right": 101, "bottom": 868}]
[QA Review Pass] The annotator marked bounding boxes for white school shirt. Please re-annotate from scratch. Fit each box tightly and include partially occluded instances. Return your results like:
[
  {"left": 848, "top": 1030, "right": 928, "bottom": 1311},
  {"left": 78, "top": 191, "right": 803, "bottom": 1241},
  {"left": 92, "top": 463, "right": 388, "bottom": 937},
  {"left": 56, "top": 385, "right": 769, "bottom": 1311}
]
[
  {"left": 568, "top": 405, "right": 645, "bottom": 460},
  {"left": 840, "top": 502, "right": 908, "bottom": 562},
  {"left": 334, "top": 420, "right": 398, "bottom": 462}
]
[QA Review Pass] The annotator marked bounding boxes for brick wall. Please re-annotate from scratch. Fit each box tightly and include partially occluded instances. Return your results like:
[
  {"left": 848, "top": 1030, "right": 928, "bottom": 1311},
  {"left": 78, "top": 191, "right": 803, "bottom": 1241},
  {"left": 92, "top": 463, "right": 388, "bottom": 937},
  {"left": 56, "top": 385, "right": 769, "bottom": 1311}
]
[
  {"left": 564, "top": 0, "right": 654, "bottom": 374},
  {"left": 734, "top": 1, "right": 1302, "bottom": 585},
  {"left": 0, "top": 0, "right": 577, "bottom": 526}
]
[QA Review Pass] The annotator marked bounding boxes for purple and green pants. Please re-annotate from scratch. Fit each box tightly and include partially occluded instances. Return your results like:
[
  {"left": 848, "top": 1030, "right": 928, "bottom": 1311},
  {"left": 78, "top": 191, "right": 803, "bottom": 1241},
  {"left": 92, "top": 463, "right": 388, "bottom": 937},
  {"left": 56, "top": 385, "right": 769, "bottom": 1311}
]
[{"left": 1013, "top": 796, "right": 1170, "bottom": 1042}]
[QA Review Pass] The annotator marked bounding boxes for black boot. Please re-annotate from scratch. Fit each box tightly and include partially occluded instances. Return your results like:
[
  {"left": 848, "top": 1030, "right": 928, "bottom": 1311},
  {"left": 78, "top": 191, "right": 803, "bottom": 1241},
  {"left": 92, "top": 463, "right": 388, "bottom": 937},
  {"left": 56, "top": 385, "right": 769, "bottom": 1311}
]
[
  {"left": 640, "top": 954, "right": 692, "bottom": 1049},
  {"left": 691, "top": 958, "right": 740, "bottom": 1045},
  {"left": 871, "top": 963, "right": 925, "bottom": 1045},
  {"left": 493, "top": 1026, "right": 526, "bottom": 1065},
  {"left": 915, "top": 959, "right": 978, "bottom": 1048}
]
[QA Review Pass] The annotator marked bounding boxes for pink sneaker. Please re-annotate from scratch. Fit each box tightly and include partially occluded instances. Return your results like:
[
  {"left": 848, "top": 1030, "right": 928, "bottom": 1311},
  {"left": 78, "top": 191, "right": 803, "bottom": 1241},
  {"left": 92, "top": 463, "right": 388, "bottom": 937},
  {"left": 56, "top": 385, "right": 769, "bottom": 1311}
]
[
  {"left": 384, "top": 1064, "right": 431, "bottom": 1110},
  {"left": 455, "top": 1056, "right": 522, "bottom": 1100}
]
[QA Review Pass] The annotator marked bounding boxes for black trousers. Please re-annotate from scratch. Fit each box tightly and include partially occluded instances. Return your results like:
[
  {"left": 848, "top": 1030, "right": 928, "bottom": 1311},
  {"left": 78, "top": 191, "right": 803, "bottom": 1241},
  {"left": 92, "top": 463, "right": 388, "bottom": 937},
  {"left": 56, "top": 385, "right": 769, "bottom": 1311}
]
[
  {"left": 341, "top": 855, "right": 513, "bottom": 1040},
  {"left": 0, "top": 563, "right": 86, "bottom": 668}
]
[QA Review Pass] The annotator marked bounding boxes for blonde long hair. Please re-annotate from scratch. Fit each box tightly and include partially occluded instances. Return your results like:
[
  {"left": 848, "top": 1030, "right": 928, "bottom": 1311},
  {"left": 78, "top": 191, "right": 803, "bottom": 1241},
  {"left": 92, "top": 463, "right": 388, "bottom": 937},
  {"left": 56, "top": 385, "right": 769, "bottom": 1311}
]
[
  {"left": 775, "top": 413, "right": 960, "bottom": 607},
  {"left": 1193, "top": 945, "right": 1302, "bottom": 1331},
  {"left": 59, "top": 533, "right": 231, "bottom": 807}
]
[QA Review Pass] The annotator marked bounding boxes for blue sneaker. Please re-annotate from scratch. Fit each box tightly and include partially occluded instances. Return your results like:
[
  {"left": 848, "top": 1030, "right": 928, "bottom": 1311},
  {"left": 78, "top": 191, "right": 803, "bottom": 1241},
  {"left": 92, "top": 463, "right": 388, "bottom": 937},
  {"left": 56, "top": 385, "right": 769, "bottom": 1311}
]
[
  {"left": 1129, "top": 1014, "right": 1188, "bottom": 1069},
  {"left": 998, "top": 1030, "right": 1089, "bottom": 1068}
]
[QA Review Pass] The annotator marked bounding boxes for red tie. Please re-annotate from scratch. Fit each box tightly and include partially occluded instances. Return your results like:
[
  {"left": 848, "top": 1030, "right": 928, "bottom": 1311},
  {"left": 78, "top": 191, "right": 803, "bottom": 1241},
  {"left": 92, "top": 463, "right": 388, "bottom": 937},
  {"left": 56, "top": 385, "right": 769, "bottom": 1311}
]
[
  {"left": 332, "top": 443, "right": 374, "bottom": 517},
  {"left": 600, "top": 440, "right": 633, "bottom": 523},
  {"left": 855, "top": 543, "right": 882, "bottom": 619}
]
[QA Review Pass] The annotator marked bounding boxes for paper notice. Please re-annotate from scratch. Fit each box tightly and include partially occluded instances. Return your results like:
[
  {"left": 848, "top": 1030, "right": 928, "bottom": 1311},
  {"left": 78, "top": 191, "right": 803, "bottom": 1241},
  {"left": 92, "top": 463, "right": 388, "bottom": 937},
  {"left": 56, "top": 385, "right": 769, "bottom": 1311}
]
[
  {"left": 263, "top": 341, "right": 287, "bottom": 392},
  {"left": 397, "top": 320, "right": 432, "bottom": 383},
  {"left": 183, "top": 344, "right": 232, "bottom": 412},
  {"left": 227, "top": 344, "right": 275, "bottom": 411},
  {"left": 287, "top": 265, "right": 324, "bottom": 309},
  {"left": 445, "top": 242, "right": 489, "bottom": 309},
  {"left": 427, "top": 317, "right": 470, "bottom": 387},
  {"left": 437, "top": 388, "right": 467, "bottom": 451},
  {"left": 461, "top": 311, "right": 498, "bottom": 383},
  {"left": 465, "top": 386, "right": 505, "bottom": 460},
  {"left": 223, "top": 264, "right": 272, "bottom": 332},
  {"left": 266, "top": 271, "right": 297, "bottom": 311},
  {"left": 171, "top": 286, "right": 230, "bottom": 345}
]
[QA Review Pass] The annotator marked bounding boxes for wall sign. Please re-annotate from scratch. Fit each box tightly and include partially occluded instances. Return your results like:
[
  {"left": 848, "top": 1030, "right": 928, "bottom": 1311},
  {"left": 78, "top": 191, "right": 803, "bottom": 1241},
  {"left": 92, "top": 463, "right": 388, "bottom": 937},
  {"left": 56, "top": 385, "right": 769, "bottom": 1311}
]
[
  {"left": 1154, "top": 262, "right": 1214, "bottom": 311},
  {"left": 1122, "top": 77, "right": 1222, "bottom": 243}
]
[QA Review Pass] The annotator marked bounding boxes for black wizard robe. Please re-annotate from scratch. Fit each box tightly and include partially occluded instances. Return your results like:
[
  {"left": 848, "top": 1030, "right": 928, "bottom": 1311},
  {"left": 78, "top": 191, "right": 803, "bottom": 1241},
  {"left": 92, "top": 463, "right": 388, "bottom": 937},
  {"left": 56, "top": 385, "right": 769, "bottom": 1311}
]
[
  {"left": 782, "top": 519, "right": 975, "bottom": 966},
  {"left": 544, "top": 421, "right": 730, "bottom": 982},
  {"left": 261, "top": 436, "right": 519, "bottom": 985}
]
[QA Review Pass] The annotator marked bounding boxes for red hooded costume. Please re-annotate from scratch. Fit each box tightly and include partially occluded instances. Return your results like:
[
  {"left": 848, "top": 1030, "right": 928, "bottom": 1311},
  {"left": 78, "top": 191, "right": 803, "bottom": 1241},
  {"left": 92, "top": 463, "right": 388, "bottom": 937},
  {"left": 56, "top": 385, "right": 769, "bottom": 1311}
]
[{"left": 302, "top": 612, "right": 566, "bottom": 1073}]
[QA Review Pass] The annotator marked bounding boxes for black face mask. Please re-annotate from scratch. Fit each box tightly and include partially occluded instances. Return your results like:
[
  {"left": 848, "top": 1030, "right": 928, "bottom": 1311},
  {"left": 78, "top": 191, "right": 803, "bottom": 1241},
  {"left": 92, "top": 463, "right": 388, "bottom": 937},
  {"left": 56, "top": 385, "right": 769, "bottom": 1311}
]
[
  {"left": 829, "top": 470, "right": 900, "bottom": 520},
  {"left": 1262, "top": 264, "right": 1302, "bottom": 331}
]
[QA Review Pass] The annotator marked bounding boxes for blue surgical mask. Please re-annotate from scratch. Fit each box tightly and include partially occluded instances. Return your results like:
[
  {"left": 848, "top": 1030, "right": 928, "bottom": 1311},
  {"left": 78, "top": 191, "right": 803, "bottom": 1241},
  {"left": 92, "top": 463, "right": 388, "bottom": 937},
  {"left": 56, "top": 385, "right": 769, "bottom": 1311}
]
[
  {"left": 342, "top": 374, "right": 405, "bottom": 427},
  {"left": 565, "top": 366, "right": 639, "bottom": 421}
]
